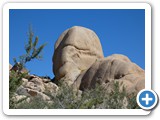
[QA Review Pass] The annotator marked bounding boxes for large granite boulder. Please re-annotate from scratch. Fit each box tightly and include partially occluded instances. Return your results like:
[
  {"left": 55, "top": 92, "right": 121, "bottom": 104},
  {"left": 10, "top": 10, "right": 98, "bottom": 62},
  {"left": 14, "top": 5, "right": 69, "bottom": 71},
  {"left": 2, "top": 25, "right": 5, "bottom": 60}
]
[
  {"left": 53, "top": 26, "right": 145, "bottom": 94},
  {"left": 53, "top": 26, "right": 104, "bottom": 84},
  {"left": 75, "top": 54, "right": 144, "bottom": 94}
]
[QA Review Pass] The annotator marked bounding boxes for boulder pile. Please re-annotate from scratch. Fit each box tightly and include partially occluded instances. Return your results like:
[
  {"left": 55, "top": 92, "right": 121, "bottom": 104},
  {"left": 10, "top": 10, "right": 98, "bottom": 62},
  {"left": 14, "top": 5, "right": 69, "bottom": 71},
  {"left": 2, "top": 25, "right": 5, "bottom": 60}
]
[
  {"left": 52, "top": 26, "right": 145, "bottom": 94},
  {"left": 9, "top": 66, "right": 58, "bottom": 104}
]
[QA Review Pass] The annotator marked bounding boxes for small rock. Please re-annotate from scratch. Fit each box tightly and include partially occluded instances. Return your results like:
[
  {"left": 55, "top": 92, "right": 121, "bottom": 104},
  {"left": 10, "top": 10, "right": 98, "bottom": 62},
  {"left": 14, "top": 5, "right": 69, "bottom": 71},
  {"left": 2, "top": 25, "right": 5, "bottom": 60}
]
[
  {"left": 44, "top": 82, "right": 59, "bottom": 96},
  {"left": 21, "top": 78, "right": 28, "bottom": 86},
  {"left": 27, "top": 89, "right": 38, "bottom": 96},
  {"left": 42, "top": 78, "right": 51, "bottom": 83},
  {"left": 16, "top": 86, "right": 30, "bottom": 96}
]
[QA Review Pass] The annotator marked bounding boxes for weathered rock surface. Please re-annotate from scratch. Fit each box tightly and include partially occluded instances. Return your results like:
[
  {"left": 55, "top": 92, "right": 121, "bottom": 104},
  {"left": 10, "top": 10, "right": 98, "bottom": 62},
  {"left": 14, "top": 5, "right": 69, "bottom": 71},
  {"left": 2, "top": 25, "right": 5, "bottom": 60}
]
[
  {"left": 75, "top": 54, "right": 144, "bottom": 94},
  {"left": 15, "top": 75, "right": 58, "bottom": 102},
  {"left": 53, "top": 26, "right": 104, "bottom": 84},
  {"left": 53, "top": 26, "right": 145, "bottom": 94}
]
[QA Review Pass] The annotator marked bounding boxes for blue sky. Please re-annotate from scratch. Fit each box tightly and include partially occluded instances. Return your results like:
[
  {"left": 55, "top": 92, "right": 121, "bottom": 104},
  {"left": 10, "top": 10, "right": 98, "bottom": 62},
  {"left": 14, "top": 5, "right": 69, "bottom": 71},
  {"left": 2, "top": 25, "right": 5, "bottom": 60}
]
[{"left": 9, "top": 9, "right": 145, "bottom": 78}]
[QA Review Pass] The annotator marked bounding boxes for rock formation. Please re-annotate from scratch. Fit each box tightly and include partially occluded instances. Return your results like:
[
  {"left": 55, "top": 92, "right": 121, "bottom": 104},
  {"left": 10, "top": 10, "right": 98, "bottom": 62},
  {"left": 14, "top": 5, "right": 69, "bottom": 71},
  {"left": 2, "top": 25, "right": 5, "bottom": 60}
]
[
  {"left": 9, "top": 65, "right": 58, "bottom": 104},
  {"left": 10, "top": 26, "right": 145, "bottom": 107},
  {"left": 53, "top": 26, "right": 104, "bottom": 85},
  {"left": 77, "top": 54, "right": 145, "bottom": 94},
  {"left": 53, "top": 26, "right": 145, "bottom": 94}
]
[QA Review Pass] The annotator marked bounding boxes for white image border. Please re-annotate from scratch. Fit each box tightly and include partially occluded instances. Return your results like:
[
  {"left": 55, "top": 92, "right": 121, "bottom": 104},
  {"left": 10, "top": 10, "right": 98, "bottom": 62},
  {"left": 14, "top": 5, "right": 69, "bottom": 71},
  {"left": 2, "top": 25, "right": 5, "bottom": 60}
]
[{"left": 3, "top": 3, "right": 151, "bottom": 115}]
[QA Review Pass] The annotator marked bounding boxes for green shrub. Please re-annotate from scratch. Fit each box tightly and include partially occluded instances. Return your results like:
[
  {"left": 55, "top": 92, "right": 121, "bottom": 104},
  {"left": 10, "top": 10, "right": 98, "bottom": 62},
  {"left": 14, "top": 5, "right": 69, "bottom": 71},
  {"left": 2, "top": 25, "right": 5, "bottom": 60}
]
[
  {"left": 9, "top": 70, "right": 28, "bottom": 109},
  {"left": 15, "top": 81, "right": 140, "bottom": 109},
  {"left": 13, "top": 26, "right": 46, "bottom": 71},
  {"left": 9, "top": 26, "right": 47, "bottom": 109},
  {"left": 16, "top": 97, "right": 49, "bottom": 109}
]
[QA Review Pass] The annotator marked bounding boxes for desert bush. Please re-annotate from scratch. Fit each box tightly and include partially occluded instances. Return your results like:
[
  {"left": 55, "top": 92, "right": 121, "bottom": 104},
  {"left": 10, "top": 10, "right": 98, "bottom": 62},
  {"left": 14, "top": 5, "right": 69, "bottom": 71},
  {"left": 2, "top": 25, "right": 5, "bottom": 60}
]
[
  {"left": 13, "top": 26, "right": 46, "bottom": 71},
  {"left": 16, "top": 97, "right": 49, "bottom": 109},
  {"left": 15, "top": 81, "right": 140, "bottom": 109},
  {"left": 9, "top": 26, "right": 46, "bottom": 108},
  {"left": 9, "top": 70, "right": 28, "bottom": 109}
]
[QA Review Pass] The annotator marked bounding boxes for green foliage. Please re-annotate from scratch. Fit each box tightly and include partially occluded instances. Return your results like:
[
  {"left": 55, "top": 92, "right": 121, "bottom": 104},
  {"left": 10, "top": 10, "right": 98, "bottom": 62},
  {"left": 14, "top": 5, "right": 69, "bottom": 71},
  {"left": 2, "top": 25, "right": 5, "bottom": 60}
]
[
  {"left": 16, "top": 97, "right": 49, "bottom": 109},
  {"left": 127, "top": 93, "right": 140, "bottom": 109},
  {"left": 103, "top": 81, "right": 127, "bottom": 109},
  {"left": 14, "top": 81, "right": 140, "bottom": 109},
  {"left": 9, "top": 26, "right": 47, "bottom": 108},
  {"left": 14, "top": 26, "right": 46, "bottom": 70},
  {"left": 9, "top": 70, "right": 28, "bottom": 109}
]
